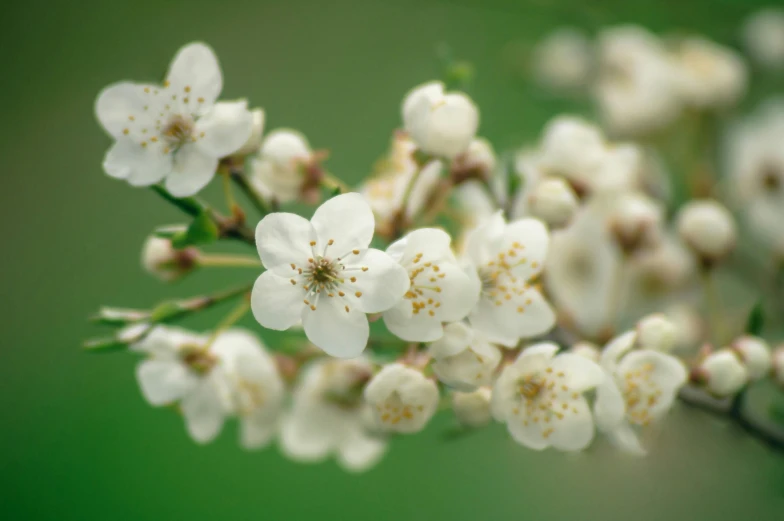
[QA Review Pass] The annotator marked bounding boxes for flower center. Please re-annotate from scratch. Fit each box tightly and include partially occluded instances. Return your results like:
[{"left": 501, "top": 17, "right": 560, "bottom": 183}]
[
  {"left": 519, "top": 378, "right": 543, "bottom": 399},
  {"left": 760, "top": 163, "right": 782, "bottom": 193},
  {"left": 162, "top": 114, "right": 195, "bottom": 146},
  {"left": 180, "top": 344, "right": 217, "bottom": 375},
  {"left": 306, "top": 256, "right": 342, "bottom": 289},
  {"left": 404, "top": 252, "right": 445, "bottom": 317},
  {"left": 376, "top": 392, "right": 424, "bottom": 425}
]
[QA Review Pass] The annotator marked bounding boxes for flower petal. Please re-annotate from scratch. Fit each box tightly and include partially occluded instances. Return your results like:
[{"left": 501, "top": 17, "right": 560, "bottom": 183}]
[
  {"left": 337, "top": 430, "right": 387, "bottom": 473},
  {"left": 593, "top": 375, "right": 627, "bottom": 432},
  {"left": 166, "top": 42, "right": 222, "bottom": 108},
  {"left": 181, "top": 376, "right": 227, "bottom": 444},
  {"left": 431, "top": 262, "right": 480, "bottom": 322},
  {"left": 251, "top": 272, "right": 305, "bottom": 330},
  {"left": 303, "top": 296, "right": 369, "bottom": 358},
  {"left": 503, "top": 218, "right": 549, "bottom": 281},
  {"left": 618, "top": 350, "right": 688, "bottom": 392},
  {"left": 255, "top": 212, "right": 315, "bottom": 276},
  {"left": 606, "top": 421, "right": 646, "bottom": 456},
  {"left": 383, "top": 304, "right": 444, "bottom": 342},
  {"left": 103, "top": 139, "right": 172, "bottom": 185},
  {"left": 311, "top": 193, "right": 375, "bottom": 255},
  {"left": 463, "top": 211, "right": 505, "bottom": 266},
  {"left": 549, "top": 396, "right": 595, "bottom": 451},
  {"left": 428, "top": 321, "right": 473, "bottom": 358},
  {"left": 346, "top": 248, "right": 410, "bottom": 313},
  {"left": 507, "top": 416, "right": 550, "bottom": 450},
  {"left": 195, "top": 100, "right": 253, "bottom": 158},
  {"left": 136, "top": 359, "right": 197, "bottom": 406},
  {"left": 600, "top": 330, "right": 637, "bottom": 371},
  {"left": 469, "top": 288, "right": 555, "bottom": 345},
  {"left": 165, "top": 145, "right": 218, "bottom": 197},
  {"left": 549, "top": 353, "right": 605, "bottom": 392},
  {"left": 279, "top": 405, "right": 339, "bottom": 462},
  {"left": 240, "top": 416, "right": 277, "bottom": 450},
  {"left": 95, "top": 82, "right": 156, "bottom": 138}
]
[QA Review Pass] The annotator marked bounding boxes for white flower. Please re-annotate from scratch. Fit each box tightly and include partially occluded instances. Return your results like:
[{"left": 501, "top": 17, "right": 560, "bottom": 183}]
[
  {"left": 451, "top": 138, "right": 497, "bottom": 180},
  {"left": 233, "top": 108, "right": 266, "bottom": 157},
  {"left": 95, "top": 42, "right": 252, "bottom": 197},
  {"left": 697, "top": 350, "right": 749, "bottom": 397},
  {"left": 383, "top": 229, "right": 479, "bottom": 342},
  {"left": 251, "top": 193, "right": 410, "bottom": 358},
  {"left": 533, "top": 28, "right": 593, "bottom": 91},
  {"left": 742, "top": 8, "right": 784, "bottom": 70},
  {"left": 428, "top": 322, "right": 501, "bottom": 390},
  {"left": 141, "top": 234, "right": 198, "bottom": 282},
  {"left": 402, "top": 81, "right": 479, "bottom": 158},
  {"left": 636, "top": 313, "right": 677, "bottom": 352},
  {"left": 132, "top": 327, "right": 283, "bottom": 447},
  {"left": 731, "top": 336, "right": 772, "bottom": 380},
  {"left": 452, "top": 388, "right": 493, "bottom": 427},
  {"left": 672, "top": 37, "right": 748, "bottom": 110},
  {"left": 664, "top": 304, "right": 703, "bottom": 352},
  {"left": 593, "top": 331, "right": 687, "bottom": 455},
  {"left": 607, "top": 192, "right": 664, "bottom": 253},
  {"left": 526, "top": 177, "right": 579, "bottom": 229},
  {"left": 462, "top": 212, "right": 556, "bottom": 347},
  {"left": 364, "top": 363, "right": 439, "bottom": 434},
  {"left": 570, "top": 341, "right": 601, "bottom": 362},
  {"left": 676, "top": 200, "right": 737, "bottom": 264},
  {"left": 491, "top": 343, "right": 605, "bottom": 451},
  {"left": 280, "top": 358, "right": 386, "bottom": 473},
  {"left": 250, "top": 129, "right": 313, "bottom": 203}
]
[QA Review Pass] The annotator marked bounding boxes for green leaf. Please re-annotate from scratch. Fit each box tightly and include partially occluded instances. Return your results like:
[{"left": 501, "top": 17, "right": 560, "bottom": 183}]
[
  {"left": 171, "top": 211, "right": 219, "bottom": 248},
  {"left": 82, "top": 337, "right": 128, "bottom": 353},
  {"left": 150, "top": 301, "right": 184, "bottom": 323},
  {"left": 745, "top": 300, "right": 765, "bottom": 336}
]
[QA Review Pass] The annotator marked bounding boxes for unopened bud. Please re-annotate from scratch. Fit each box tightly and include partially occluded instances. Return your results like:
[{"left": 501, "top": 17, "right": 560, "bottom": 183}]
[
  {"left": 251, "top": 129, "right": 313, "bottom": 203},
  {"left": 451, "top": 138, "right": 496, "bottom": 182},
  {"left": 731, "top": 336, "right": 772, "bottom": 380},
  {"left": 676, "top": 200, "right": 736, "bottom": 266},
  {"left": 636, "top": 313, "right": 677, "bottom": 352},
  {"left": 452, "top": 388, "right": 492, "bottom": 428},
  {"left": 569, "top": 341, "right": 601, "bottom": 362},
  {"left": 527, "top": 177, "right": 579, "bottom": 229},
  {"left": 141, "top": 235, "right": 198, "bottom": 282},
  {"left": 609, "top": 192, "right": 663, "bottom": 253},
  {"left": 696, "top": 350, "right": 748, "bottom": 397}
]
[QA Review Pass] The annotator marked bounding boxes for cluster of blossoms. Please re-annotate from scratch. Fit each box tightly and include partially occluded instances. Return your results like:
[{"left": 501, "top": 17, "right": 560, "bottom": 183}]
[{"left": 89, "top": 14, "right": 784, "bottom": 472}]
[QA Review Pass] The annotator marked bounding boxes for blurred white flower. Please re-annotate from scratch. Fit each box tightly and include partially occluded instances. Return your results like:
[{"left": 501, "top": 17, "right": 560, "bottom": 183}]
[
  {"left": 636, "top": 313, "right": 678, "bottom": 352},
  {"left": 429, "top": 322, "right": 501, "bottom": 390},
  {"left": 593, "top": 331, "right": 687, "bottom": 455},
  {"left": 251, "top": 193, "right": 410, "bottom": 358},
  {"left": 452, "top": 387, "right": 493, "bottom": 427},
  {"left": 676, "top": 200, "right": 737, "bottom": 264},
  {"left": 402, "top": 81, "right": 479, "bottom": 158},
  {"left": 383, "top": 229, "right": 479, "bottom": 342},
  {"left": 570, "top": 341, "right": 601, "bottom": 362},
  {"left": 96, "top": 42, "right": 252, "bottom": 196},
  {"left": 742, "top": 8, "right": 784, "bottom": 70},
  {"left": 672, "top": 37, "right": 748, "bottom": 110},
  {"left": 364, "top": 363, "right": 439, "bottom": 434},
  {"left": 141, "top": 234, "right": 198, "bottom": 282},
  {"left": 280, "top": 358, "right": 386, "bottom": 473},
  {"left": 533, "top": 28, "right": 593, "bottom": 91},
  {"left": 526, "top": 177, "right": 579, "bottom": 229},
  {"left": 451, "top": 138, "right": 497, "bottom": 181},
  {"left": 731, "top": 336, "right": 772, "bottom": 380},
  {"left": 607, "top": 191, "right": 664, "bottom": 253},
  {"left": 697, "top": 350, "right": 749, "bottom": 397},
  {"left": 664, "top": 304, "right": 703, "bottom": 352},
  {"left": 250, "top": 129, "right": 313, "bottom": 203},
  {"left": 233, "top": 108, "right": 266, "bottom": 157},
  {"left": 492, "top": 343, "right": 605, "bottom": 451},
  {"left": 462, "top": 212, "right": 556, "bottom": 346}
]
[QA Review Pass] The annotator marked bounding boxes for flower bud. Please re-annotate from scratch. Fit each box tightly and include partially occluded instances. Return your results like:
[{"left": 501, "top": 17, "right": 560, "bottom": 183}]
[
  {"left": 141, "top": 235, "right": 198, "bottom": 282},
  {"left": 364, "top": 363, "right": 439, "bottom": 434},
  {"left": 451, "top": 138, "right": 496, "bottom": 182},
  {"left": 402, "top": 81, "right": 479, "bottom": 158},
  {"left": 232, "top": 108, "right": 266, "bottom": 156},
  {"left": 251, "top": 129, "right": 313, "bottom": 203},
  {"left": 533, "top": 28, "right": 592, "bottom": 91},
  {"left": 731, "top": 336, "right": 772, "bottom": 380},
  {"left": 608, "top": 192, "right": 663, "bottom": 253},
  {"left": 672, "top": 37, "right": 748, "bottom": 109},
  {"left": 527, "top": 177, "right": 579, "bottom": 229},
  {"left": 452, "top": 388, "right": 492, "bottom": 428},
  {"left": 696, "top": 350, "right": 748, "bottom": 397},
  {"left": 742, "top": 8, "right": 784, "bottom": 71},
  {"left": 636, "top": 313, "right": 677, "bottom": 352},
  {"left": 676, "top": 200, "right": 736, "bottom": 265},
  {"left": 568, "top": 341, "right": 600, "bottom": 362},
  {"left": 429, "top": 322, "right": 502, "bottom": 391}
]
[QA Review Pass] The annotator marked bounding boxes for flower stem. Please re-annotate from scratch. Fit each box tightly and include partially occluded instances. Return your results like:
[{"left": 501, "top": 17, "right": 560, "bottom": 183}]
[
  {"left": 321, "top": 172, "right": 351, "bottom": 193},
  {"left": 220, "top": 166, "right": 237, "bottom": 213},
  {"left": 230, "top": 169, "right": 271, "bottom": 217},
  {"left": 196, "top": 253, "right": 261, "bottom": 268},
  {"left": 204, "top": 298, "right": 251, "bottom": 349}
]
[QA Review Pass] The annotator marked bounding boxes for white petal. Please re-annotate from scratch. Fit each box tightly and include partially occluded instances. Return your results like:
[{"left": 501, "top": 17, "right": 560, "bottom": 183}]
[
  {"left": 470, "top": 288, "right": 555, "bottom": 343},
  {"left": 383, "top": 304, "right": 444, "bottom": 342},
  {"left": 549, "top": 353, "right": 606, "bottom": 392},
  {"left": 463, "top": 211, "right": 505, "bottom": 266},
  {"left": 511, "top": 342, "right": 559, "bottom": 374},
  {"left": 549, "top": 396, "right": 595, "bottom": 451},
  {"left": 240, "top": 415, "right": 277, "bottom": 450},
  {"left": 337, "top": 430, "right": 387, "bottom": 473},
  {"left": 428, "top": 321, "right": 473, "bottom": 358},
  {"left": 606, "top": 421, "right": 646, "bottom": 456},
  {"left": 251, "top": 272, "right": 305, "bottom": 330},
  {"left": 593, "top": 375, "right": 627, "bottom": 431},
  {"left": 402, "top": 81, "right": 444, "bottom": 124},
  {"left": 136, "top": 359, "right": 197, "bottom": 406},
  {"left": 311, "top": 193, "right": 375, "bottom": 255},
  {"left": 103, "top": 139, "right": 171, "bottom": 185},
  {"left": 195, "top": 100, "right": 253, "bottom": 158},
  {"left": 618, "top": 350, "right": 688, "bottom": 391},
  {"left": 95, "top": 82, "right": 155, "bottom": 138},
  {"left": 303, "top": 296, "right": 369, "bottom": 358},
  {"left": 165, "top": 145, "right": 218, "bottom": 197},
  {"left": 346, "top": 248, "right": 410, "bottom": 313},
  {"left": 279, "top": 407, "right": 337, "bottom": 462},
  {"left": 503, "top": 218, "right": 549, "bottom": 281},
  {"left": 431, "top": 262, "right": 480, "bottom": 322},
  {"left": 166, "top": 42, "right": 222, "bottom": 108},
  {"left": 507, "top": 416, "right": 550, "bottom": 450},
  {"left": 255, "top": 212, "right": 315, "bottom": 275},
  {"left": 181, "top": 376, "right": 227, "bottom": 444},
  {"left": 394, "top": 227, "right": 453, "bottom": 264},
  {"left": 600, "top": 330, "right": 637, "bottom": 371}
]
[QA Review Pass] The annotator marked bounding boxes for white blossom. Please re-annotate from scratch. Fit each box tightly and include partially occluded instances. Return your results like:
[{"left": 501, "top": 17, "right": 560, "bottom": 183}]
[
  {"left": 672, "top": 37, "right": 748, "bottom": 110},
  {"left": 250, "top": 129, "right": 313, "bottom": 203},
  {"left": 383, "top": 229, "right": 478, "bottom": 342},
  {"left": 429, "top": 322, "right": 501, "bottom": 390},
  {"left": 452, "top": 388, "right": 493, "bottom": 427},
  {"left": 636, "top": 313, "right": 678, "bottom": 352},
  {"left": 364, "top": 363, "right": 439, "bottom": 434},
  {"left": 95, "top": 43, "right": 252, "bottom": 196},
  {"left": 132, "top": 327, "right": 283, "bottom": 447},
  {"left": 233, "top": 108, "right": 266, "bottom": 156},
  {"left": 697, "top": 350, "right": 749, "bottom": 397},
  {"left": 251, "top": 193, "right": 410, "bottom": 358},
  {"left": 526, "top": 177, "right": 579, "bottom": 229},
  {"left": 533, "top": 28, "right": 593, "bottom": 91},
  {"left": 570, "top": 341, "right": 601, "bottom": 362},
  {"left": 280, "top": 358, "right": 386, "bottom": 472},
  {"left": 731, "top": 336, "right": 772, "bottom": 380},
  {"left": 402, "top": 81, "right": 479, "bottom": 158},
  {"left": 676, "top": 200, "right": 737, "bottom": 264},
  {"left": 462, "top": 212, "right": 556, "bottom": 347},
  {"left": 593, "top": 331, "right": 687, "bottom": 455},
  {"left": 141, "top": 234, "right": 198, "bottom": 282},
  {"left": 451, "top": 138, "right": 497, "bottom": 180},
  {"left": 492, "top": 343, "right": 605, "bottom": 451},
  {"left": 742, "top": 8, "right": 784, "bottom": 70},
  {"left": 607, "top": 192, "right": 664, "bottom": 253}
]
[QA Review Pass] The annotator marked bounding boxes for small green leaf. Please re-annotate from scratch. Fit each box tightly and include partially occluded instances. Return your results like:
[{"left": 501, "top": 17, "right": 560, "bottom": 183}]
[
  {"left": 153, "top": 225, "right": 187, "bottom": 240},
  {"left": 172, "top": 211, "right": 219, "bottom": 248},
  {"left": 329, "top": 185, "right": 342, "bottom": 199},
  {"left": 745, "top": 300, "right": 765, "bottom": 336},
  {"left": 150, "top": 301, "right": 183, "bottom": 323},
  {"left": 83, "top": 337, "right": 128, "bottom": 353}
]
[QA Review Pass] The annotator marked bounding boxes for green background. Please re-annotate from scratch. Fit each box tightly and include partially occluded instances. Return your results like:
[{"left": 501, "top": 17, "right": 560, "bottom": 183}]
[{"left": 2, "top": 0, "right": 783, "bottom": 519}]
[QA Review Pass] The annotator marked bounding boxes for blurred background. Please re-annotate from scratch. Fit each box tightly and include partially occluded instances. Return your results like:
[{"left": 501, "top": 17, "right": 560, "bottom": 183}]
[{"left": 2, "top": 0, "right": 783, "bottom": 519}]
